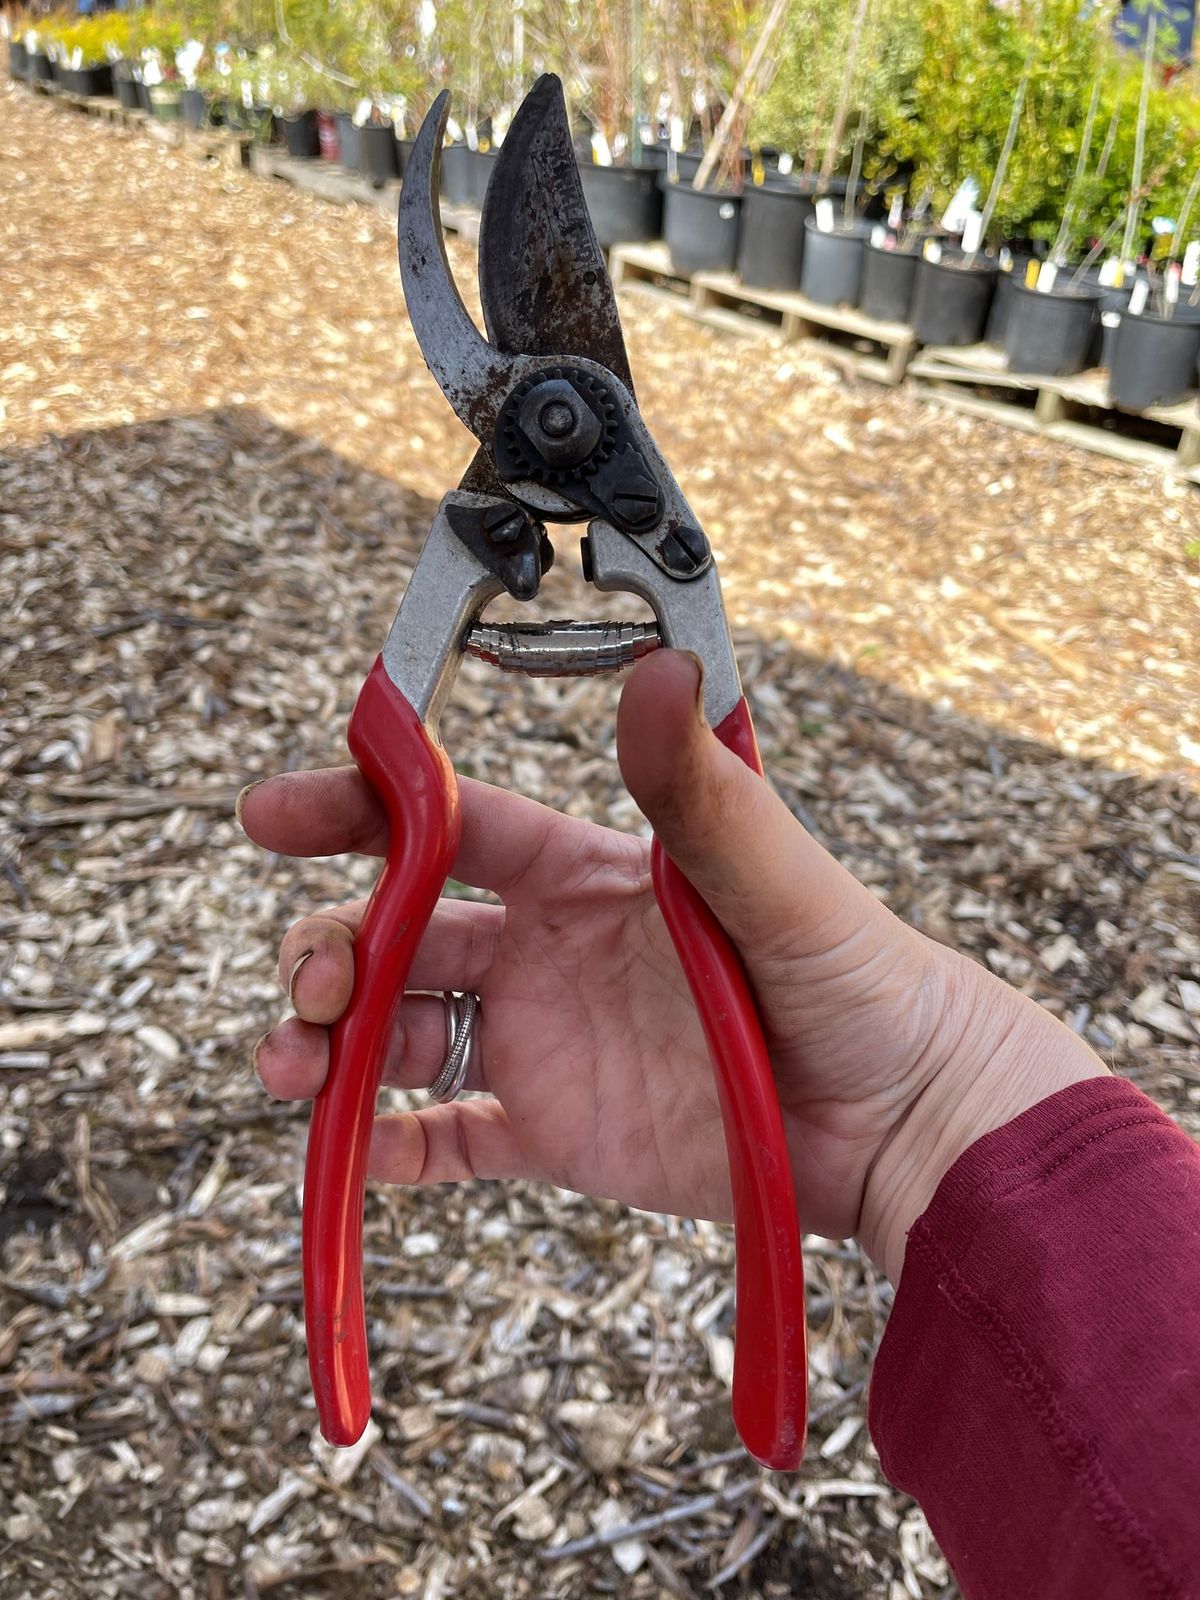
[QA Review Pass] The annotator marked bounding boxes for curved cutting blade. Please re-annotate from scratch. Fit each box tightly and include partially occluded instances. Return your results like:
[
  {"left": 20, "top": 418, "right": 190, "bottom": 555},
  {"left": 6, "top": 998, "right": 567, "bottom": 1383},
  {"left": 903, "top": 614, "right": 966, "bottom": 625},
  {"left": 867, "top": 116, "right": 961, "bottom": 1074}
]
[
  {"left": 398, "top": 90, "right": 512, "bottom": 442},
  {"left": 478, "top": 74, "right": 634, "bottom": 396}
]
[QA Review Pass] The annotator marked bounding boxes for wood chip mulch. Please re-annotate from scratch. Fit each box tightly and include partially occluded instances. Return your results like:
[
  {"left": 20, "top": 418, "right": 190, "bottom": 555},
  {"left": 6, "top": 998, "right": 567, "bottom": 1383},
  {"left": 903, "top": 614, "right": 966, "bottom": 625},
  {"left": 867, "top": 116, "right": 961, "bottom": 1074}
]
[{"left": 1, "top": 76, "right": 1197, "bottom": 1600}]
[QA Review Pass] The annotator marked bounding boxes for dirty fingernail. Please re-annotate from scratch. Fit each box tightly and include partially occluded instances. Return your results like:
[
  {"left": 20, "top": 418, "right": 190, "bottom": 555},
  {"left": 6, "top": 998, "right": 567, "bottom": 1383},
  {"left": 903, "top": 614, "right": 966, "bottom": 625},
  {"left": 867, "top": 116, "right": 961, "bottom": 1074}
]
[
  {"left": 235, "top": 779, "right": 266, "bottom": 827},
  {"left": 287, "top": 950, "right": 315, "bottom": 1005},
  {"left": 252, "top": 1030, "right": 273, "bottom": 1074}
]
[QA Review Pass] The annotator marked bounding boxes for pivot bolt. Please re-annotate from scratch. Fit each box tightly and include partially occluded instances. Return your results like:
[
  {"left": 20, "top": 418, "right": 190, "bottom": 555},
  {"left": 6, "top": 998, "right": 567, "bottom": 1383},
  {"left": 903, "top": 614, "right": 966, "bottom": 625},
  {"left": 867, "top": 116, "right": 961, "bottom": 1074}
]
[
  {"left": 516, "top": 377, "right": 602, "bottom": 468},
  {"left": 539, "top": 401, "right": 575, "bottom": 438}
]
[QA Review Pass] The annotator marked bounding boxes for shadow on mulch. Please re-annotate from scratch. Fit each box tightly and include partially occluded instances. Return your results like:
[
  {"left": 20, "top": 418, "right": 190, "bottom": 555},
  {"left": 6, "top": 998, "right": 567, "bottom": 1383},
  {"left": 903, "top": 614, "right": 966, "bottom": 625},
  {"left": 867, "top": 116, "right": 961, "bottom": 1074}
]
[{"left": 1, "top": 406, "right": 1195, "bottom": 1598}]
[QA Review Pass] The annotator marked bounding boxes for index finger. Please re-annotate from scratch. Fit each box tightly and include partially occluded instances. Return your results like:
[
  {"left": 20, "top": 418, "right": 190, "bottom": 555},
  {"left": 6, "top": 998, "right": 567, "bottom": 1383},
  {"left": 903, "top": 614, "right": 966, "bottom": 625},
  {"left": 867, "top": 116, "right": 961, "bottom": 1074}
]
[{"left": 237, "top": 765, "right": 610, "bottom": 896}]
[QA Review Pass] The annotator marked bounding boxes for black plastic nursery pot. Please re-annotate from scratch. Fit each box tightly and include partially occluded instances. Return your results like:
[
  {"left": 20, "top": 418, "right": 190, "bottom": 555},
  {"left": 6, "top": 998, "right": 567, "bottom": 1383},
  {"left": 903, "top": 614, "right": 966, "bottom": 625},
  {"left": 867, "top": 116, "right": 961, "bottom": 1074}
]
[
  {"left": 637, "top": 145, "right": 669, "bottom": 173},
  {"left": 28, "top": 50, "right": 54, "bottom": 83},
  {"left": 911, "top": 255, "right": 997, "bottom": 346},
  {"left": 180, "top": 87, "right": 208, "bottom": 129},
  {"left": 858, "top": 240, "right": 921, "bottom": 323},
  {"left": 736, "top": 182, "right": 816, "bottom": 290},
  {"left": 439, "top": 142, "right": 474, "bottom": 205},
  {"left": 671, "top": 149, "right": 705, "bottom": 184},
  {"left": 661, "top": 183, "right": 742, "bottom": 274},
  {"left": 358, "top": 121, "right": 399, "bottom": 187},
  {"left": 9, "top": 40, "right": 28, "bottom": 79},
  {"left": 316, "top": 111, "right": 339, "bottom": 161},
  {"left": 114, "top": 72, "right": 140, "bottom": 110},
  {"left": 983, "top": 258, "right": 1035, "bottom": 345},
  {"left": 470, "top": 149, "right": 498, "bottom": 207},
  {"left": 1003, "top": 282, "right": 1101, "bottom": 376},
  {"left": 578, "top": 162, "right": 663, "bottom": 248},
  {"left": 78, "top": 64, "right": 113, "bottom": 97},
  {"left": 395, "top": 135, "right": 415, "bottom": 177},
  {"left": 334, "top": 112, "right": 359, "bottom": 172},
  {"left": 282, "top": 109, "right": 320, "bottom": 160},
  {"left": 1108, "top": 311, "right": 1200, "bottom": 411},
  {"left": 1093, "top": 283, "right": 1136, "bottom": 368},
  {"left": 799, "top": 215, "right": 871, "bottom": 308}
]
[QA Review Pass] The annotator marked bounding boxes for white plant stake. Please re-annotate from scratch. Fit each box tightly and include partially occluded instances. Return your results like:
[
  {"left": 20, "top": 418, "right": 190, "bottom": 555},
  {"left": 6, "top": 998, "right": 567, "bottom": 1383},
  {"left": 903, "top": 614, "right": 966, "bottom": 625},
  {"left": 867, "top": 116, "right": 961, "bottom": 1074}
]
[{"left": 815, "top": 197, "right": 836, "bottom": 233}]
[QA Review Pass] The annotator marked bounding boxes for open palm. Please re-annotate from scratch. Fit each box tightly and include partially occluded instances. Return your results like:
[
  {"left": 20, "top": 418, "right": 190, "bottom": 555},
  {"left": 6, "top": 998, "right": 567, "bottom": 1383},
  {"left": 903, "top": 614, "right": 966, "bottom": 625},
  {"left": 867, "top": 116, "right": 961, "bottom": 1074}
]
[{"left": 244, "top": 651, "right": 981, "bottom": 1247}]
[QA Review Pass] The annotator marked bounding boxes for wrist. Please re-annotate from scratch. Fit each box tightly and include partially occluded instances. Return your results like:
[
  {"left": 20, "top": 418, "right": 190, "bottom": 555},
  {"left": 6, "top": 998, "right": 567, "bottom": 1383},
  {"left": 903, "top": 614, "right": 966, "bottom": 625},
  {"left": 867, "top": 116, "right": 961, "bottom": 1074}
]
[{"left": 858, "top": 947, "right": 1109, "bottom": 1285}]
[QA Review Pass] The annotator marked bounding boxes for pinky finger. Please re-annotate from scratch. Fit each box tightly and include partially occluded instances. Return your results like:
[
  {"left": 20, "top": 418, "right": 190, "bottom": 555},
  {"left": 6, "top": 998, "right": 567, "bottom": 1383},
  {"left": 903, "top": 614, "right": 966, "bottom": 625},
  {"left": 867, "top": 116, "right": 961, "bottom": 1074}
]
[{"left": 367, "top": 1101, "right": 534, "bottom": 1187}]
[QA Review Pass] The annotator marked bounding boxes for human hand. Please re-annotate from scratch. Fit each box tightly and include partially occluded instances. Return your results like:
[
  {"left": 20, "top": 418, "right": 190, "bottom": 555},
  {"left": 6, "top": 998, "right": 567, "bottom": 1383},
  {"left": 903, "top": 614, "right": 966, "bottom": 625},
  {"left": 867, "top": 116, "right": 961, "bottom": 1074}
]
[{"left": 242, "top": 650, "right": 1106, "bottom": 1283}]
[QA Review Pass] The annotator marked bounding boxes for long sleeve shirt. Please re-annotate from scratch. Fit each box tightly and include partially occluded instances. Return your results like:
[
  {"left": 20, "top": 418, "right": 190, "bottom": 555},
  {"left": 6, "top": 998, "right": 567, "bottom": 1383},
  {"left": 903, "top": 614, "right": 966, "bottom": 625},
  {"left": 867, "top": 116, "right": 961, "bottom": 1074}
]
[{"left": 868, "top": 1076, "right": 1200, "bottom": 1600}]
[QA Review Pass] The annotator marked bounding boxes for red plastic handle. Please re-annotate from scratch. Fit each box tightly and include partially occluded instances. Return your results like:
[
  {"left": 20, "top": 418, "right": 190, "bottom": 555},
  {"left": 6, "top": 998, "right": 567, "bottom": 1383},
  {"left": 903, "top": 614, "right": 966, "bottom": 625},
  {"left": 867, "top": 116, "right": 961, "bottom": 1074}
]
[
  {"left": 651, "top": 697, "right": 807, "bottom": 1469},
  {"left": 303, "top": 657, "right": 460, "bottom": 1446}
]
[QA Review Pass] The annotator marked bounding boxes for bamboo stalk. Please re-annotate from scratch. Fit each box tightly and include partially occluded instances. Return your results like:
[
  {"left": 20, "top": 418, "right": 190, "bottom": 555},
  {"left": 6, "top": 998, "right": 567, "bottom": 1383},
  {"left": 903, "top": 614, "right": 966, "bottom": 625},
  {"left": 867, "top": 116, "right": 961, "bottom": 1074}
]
[
  {"left": 1121, "top": 6, "right": 1157, "bottom": 266},
  {"left": 693, "top": 0, "right": 789, "bottom": 191},
  {"left": 968, "top": 5, "right": 1044, "bottom": 266},
  {"left": 819, "top": 0, "right": 871, "bottom": 185},
  {"left": 1050, "top": 73, "right": 1102, "bottom": 264}
]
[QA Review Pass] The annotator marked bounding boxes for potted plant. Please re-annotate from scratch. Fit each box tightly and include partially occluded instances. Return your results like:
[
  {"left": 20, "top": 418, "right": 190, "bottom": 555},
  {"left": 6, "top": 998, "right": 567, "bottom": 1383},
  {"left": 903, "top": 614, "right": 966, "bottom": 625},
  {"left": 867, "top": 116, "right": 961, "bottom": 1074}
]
[
  {"left": 564, "top": 0, "right": 665, "bottom": 248},
  {"left": 741, "top": 0, "right": 846, "bottom": 290},
  {"left": 889, "top": 0, "right": 1048, "bottom": 345},
  {"left": 21, "top": 26, "right": 56, "bottom": 85},
  {"left": 651, "top": 0, "right": 752, "bottom": 272},
  {"left": 126, "top": 14, "right": 186, "bottom": 121},
  {"left": 994, "top": 5, "right": 1118, "bottom": 373},
  {"left": 7, "top": 22, "right": 29, "bottom": 82},
  {"left": 859, "top": 193, "right": 936, "bottom": 321},
  {"left": 45, "top": 15, "right": 130, "bottom": 98},
  {"left": 267, "top": 58, "right": 323, "bottom": 159}
]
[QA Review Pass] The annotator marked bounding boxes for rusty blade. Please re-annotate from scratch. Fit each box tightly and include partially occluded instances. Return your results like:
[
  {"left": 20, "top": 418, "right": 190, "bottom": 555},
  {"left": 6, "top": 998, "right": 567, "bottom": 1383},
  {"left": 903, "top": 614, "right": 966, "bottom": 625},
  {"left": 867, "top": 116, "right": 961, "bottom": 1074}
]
[
  {"left": 398, "top": 90, "right": 513, "bottom": 442},
  {"left": 478, "top": 74, "right": 635, "bottom": 397}
]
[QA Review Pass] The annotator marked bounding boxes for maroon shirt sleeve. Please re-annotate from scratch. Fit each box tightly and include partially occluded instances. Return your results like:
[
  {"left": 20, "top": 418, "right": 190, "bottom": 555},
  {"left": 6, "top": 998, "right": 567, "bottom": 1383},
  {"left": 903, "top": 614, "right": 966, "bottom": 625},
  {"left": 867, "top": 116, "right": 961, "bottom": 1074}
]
[{"left": 868, "top": 1076, "right": 1200, "bottom": 1600}]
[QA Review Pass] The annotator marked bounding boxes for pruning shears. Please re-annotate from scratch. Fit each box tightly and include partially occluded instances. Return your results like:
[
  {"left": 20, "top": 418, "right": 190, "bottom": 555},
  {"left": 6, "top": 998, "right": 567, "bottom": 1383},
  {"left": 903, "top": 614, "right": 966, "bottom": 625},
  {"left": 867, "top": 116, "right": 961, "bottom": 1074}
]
[{"left": 303, "top": 74, "right": 809, "bottom": 1470}]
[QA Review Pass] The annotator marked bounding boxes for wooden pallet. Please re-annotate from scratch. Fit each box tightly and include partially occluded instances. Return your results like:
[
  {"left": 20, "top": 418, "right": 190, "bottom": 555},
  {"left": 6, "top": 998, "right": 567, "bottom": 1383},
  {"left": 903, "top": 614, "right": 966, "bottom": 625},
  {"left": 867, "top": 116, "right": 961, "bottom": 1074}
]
[
  {"left": 608, "top": 242, "right": 918, "bottom": 383},
  {"left": 909, "top": 342, "right": 1200, "bottom": 479},
  {"left": 49, "top": 90, "right": 251, "bottom": 167}
]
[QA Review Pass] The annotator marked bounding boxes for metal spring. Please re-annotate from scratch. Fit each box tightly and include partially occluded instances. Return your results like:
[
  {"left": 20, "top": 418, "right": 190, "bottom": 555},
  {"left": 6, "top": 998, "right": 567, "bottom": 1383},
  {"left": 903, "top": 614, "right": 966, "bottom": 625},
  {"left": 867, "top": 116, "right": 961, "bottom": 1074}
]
[{"left": 465, "top": 619, "right": 660, "bottom": 676}]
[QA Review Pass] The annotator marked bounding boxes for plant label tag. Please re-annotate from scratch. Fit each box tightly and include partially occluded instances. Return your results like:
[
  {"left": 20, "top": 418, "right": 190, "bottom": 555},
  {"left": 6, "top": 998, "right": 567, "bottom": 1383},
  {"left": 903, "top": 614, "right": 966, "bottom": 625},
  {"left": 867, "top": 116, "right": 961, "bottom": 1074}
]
[
  {"left": 888, "top": 194, "right": 904, "bottom": 230},
  {"left": 591, "top": 131, "right": 612, "bottom": 167},
  {"left": 1128, "top": 279, "right": 1150, "bottom": 315},
  {"left": 1165, "top": 264, "right": 1181, "bottom": 305},
  {"left": 871, "top": 224, "right": 886, "bottom": 247},
  {"left": 1099, "top": 257, "right": 1120, "bottom": 286},
  {"left": 1037, "top": 261, "right": 1058, "bottom": 293},
  {"left": 778, "top": 152, "right": 793, "bottom": 175},
  {"left": 999, "top": 246, "right": 1013, "bottom": 271},
  {"left": 815, "top": 197, "right": 836, "bottom": 232},
  {"left": 960, "top": 213, "right": 983, "bottom": 254},
  {"left": 1101, "top": 311, "right": 1121, "bottom": 328},
  {"left": 1183, "top": 242, "right": 1200, "bottom": 286},
  {"left": 923, "top": 238, "right": 943, "bottom": 263},
  {"left": 240, "top": 78, "right": 253, "bottom": 107},
  {"left": 354, "top": 97, "right": 372, "bottom": 128},
  {"left": 669, "top": 116, "right": 684, "bottom": 152}
]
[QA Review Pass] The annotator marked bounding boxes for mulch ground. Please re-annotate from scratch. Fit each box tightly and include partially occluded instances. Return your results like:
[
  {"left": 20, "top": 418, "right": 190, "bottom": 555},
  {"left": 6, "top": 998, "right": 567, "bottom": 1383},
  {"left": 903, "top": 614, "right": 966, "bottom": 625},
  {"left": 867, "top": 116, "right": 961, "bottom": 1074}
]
[{"left": 2, "top": 76, "right": 1198, "bottom": 1600}]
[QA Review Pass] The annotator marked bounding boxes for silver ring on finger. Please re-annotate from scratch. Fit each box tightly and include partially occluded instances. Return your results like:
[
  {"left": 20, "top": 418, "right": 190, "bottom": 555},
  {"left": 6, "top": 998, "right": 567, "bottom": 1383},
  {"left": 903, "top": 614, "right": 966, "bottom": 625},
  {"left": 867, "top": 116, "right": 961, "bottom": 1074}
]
[{"left": 426, "top": 990, "right": 482, "bottom": 1104}]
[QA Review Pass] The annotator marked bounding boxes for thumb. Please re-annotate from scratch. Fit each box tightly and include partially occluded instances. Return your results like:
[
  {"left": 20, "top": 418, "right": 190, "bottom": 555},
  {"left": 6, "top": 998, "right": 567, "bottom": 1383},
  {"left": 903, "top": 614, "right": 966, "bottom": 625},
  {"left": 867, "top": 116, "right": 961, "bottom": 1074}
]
[{"left": 617, "top": 650, "right": 879, "bottom": 955}]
